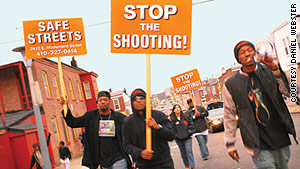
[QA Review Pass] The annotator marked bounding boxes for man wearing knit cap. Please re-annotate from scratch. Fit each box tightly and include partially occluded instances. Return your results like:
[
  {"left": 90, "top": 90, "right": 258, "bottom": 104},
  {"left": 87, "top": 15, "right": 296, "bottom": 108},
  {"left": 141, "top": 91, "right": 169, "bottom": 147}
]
[
  {"left": 122, "top": 88, "right": 176, "bottom": 169},
  {"left": 60, "top": 90, "right": 132, "bottom": 169},
  {"left": 186, "top": 98, "right": 209, "bottom": 160},
  {"left": 223, "top": 40, "right": 297, "bottom": 169}
]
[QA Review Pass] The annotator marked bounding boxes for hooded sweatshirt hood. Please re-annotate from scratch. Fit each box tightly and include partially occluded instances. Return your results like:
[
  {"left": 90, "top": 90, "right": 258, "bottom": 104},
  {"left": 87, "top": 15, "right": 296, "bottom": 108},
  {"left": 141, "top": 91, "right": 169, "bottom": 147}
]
[{"left": 130, "top": 88, "right": 146, "bottom": 115}]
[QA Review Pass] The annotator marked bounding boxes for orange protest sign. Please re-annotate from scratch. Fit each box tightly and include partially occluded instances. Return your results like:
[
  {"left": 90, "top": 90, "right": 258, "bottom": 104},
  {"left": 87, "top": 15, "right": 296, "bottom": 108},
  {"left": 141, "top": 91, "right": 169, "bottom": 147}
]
[
  {"left": 171, "top": 69, "right": 203, "bottom": 95},
  {"left": 111, "top": 0, "right": 192, "bottom": 55},
  {"left": 23, "top": 18, "right": 87, "bottom": 59}
]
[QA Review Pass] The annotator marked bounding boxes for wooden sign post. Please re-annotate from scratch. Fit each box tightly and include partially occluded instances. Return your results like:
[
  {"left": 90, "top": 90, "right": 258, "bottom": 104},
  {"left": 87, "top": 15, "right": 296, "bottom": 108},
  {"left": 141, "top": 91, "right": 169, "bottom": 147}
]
[
  {"left": 57, "top": 57, "right": 67, "bottom": 115},
  {"left": 189, "top": 90, "right": 197, "bottom": 108},
  {"left": 146, "top": 54, "right": 151, "bottom": 150},
  {"left": 111, "top": 0, "right": 192, "bottom": 150}
]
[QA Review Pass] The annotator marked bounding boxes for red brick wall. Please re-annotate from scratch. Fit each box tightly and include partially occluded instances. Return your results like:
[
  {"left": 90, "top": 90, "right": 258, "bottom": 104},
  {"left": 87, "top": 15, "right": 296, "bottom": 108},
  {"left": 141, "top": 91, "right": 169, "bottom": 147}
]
[
  {"left": 193, "top": 90, "right": 203, "bottom": 106},
  {"left": 0, "top": 67, "right": 22, "bottom": 112},
  {"left": 205, "top": 85, "right": 212, "bottom": 102},
  {"left": 211, "top": 83, "right": 220, "bottom": 100},
  {"left": 31, "top": 59, "right": 87, "bottom": 165},
  {"left": 119, "top": 97, "right": 125, "bottom": 111},
  {"left": 218, "top": 68, "right": 238, "bottom": 93}
]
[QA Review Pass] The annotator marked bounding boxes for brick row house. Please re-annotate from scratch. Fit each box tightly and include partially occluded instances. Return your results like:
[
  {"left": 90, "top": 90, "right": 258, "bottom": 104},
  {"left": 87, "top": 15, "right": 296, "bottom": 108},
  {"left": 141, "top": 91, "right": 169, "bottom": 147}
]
[
  {"left": 108, "top": 88, "right": 132, "bottom": 116},
  {"left": 218, "top": 65, "right": 241, "bottom": 93},
  {"left": 191, "top": 78, "right": 221, "bottom": 106},
  {"left": 0, "top": 55, "right": 99, "bottom": 168}
]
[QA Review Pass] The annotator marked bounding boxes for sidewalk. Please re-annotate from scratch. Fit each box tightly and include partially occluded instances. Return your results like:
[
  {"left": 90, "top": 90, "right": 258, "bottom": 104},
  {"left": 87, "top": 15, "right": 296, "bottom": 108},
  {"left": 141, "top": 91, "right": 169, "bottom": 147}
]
[
  {"left": 287, "top": 103, "right": 300, "bottom": 114},
  {"left": 55, "top": 156, "right": 91, "bottom": 169},
  {"left": 55, "top": 103, "right": 300, "bottom": 169}
]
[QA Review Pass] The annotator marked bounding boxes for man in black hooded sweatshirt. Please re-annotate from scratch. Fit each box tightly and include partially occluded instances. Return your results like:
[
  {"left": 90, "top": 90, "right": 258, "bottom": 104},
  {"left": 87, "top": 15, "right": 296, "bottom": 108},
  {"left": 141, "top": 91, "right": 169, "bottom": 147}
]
[{"left": 122, "top": 88, "right": 176, "bottom": 169}]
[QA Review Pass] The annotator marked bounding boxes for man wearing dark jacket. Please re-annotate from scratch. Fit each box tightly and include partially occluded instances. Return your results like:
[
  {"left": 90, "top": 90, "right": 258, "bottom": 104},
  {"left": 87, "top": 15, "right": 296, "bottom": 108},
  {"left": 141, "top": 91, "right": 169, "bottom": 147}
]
[
  {"left": 59, "top": 141, "right": 71, "bottom": 169},
  {"left": 60, "top": 91, "right": 132, "bottom": 169},
  {"left": 186, "top": 99, "right": 209, "bottom": 160},
  {"left": 122, "top": 88, "right": 176, "bottom": 169},
  {"left": 223, "top": 40, "right": 297, "bottom": 169}
]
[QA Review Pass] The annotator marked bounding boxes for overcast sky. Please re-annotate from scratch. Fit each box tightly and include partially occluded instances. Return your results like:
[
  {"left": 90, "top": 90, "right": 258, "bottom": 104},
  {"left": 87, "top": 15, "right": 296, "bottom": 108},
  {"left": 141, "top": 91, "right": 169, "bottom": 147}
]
[{"left": 0, "top": 0, "right": 294, "bottom": 94}]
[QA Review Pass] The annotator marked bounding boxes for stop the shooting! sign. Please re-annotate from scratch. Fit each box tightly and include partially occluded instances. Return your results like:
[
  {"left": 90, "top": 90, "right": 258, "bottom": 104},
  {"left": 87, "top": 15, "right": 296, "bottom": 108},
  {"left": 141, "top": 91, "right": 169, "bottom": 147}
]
[
  {"left": 171, "top": 69, "right": 203, "bottom": 95},
  {"left": 111, "top": 0, "right": 192, "bottom": 55}
]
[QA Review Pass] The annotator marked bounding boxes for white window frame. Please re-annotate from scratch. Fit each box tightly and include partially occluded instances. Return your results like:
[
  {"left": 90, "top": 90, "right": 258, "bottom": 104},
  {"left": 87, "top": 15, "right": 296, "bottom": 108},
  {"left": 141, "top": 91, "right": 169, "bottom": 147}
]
[{"left": 113, "top": 99, "right": 121, "bottom": 111}]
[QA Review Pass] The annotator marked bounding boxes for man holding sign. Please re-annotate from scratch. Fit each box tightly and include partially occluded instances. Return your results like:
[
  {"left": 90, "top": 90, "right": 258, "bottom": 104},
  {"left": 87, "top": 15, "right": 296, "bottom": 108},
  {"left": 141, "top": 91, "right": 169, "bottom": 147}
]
[
  {"left": 60, "top": 91, "right": 132, "bottom": 169},
  {"left": 122, "top": 89, "right": 176, "bottom": 169},
  {"left": 186, "top": 99, "right": 210, "bottom": 160}
]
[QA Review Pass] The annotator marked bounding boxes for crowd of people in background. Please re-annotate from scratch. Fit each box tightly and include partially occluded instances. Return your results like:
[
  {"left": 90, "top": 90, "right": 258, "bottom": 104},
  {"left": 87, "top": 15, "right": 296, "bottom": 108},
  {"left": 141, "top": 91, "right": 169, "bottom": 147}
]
[
  {"left": 29, "top": 40, "right": 298, "bottom": 169},
  {"left": 58, "top": 87, "right": 210, "bottom": 169}
]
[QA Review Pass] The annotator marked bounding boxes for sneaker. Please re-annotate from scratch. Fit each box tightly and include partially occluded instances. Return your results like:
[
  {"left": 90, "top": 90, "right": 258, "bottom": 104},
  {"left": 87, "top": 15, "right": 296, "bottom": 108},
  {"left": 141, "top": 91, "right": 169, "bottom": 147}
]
[{"left": 203, "top": 155, "right": 209, "bottom": 160}]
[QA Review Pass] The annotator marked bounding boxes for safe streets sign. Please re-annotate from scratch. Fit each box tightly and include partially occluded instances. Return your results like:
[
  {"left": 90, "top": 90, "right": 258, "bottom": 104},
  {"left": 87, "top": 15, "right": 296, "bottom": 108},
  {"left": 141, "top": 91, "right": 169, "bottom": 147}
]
[
  {"left": 111, "top": 0, "right": 192, "bottom": 55},
  {"left": 171, "top": 69, "right": 203, "bottom": 95},
  {"left": 23, "top": 18, "right": 87, "bottom": 59}
]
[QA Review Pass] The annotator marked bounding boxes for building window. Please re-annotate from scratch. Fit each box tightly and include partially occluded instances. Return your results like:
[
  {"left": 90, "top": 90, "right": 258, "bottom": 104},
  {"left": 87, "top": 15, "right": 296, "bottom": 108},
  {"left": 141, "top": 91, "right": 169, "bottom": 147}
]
[
  {"left": 68, "top": 79, "right": 75, "bottom": 100},
  {"left": 282, "top": 39, "right": 288, "bottom": 55},
  {"left": 83, "top": 81, "right": 92, "bottom": 99},
  {"left": 212, "top": 86, "right": 216, "bottom": 95},
  {"left": 42, "top": 71, "right": 51, "bottom": 98},
  {"left": 297, "top": 34, "right": 300, "bottom": 50},
  {"left": 94, "top": 80, "right": 98, "bottom": 96},
  {"left": 61, "top": 117, "right": 70, "bottom": 142},
  {"left": 77, "top": 81, "right": 83, "bottom": 101},
  {"left": 282, "top": 37, "right": 290, "bottom": 56},
  {"left": 51, "top": 117, "right": 61, "bottom": 145},
  {"left": 113, "top": 99, "right": 120, "bottom": 111},
  {"left": 52, "top": 74, "right": 60, "bottom": 99},
  {"left": 72, "top": 128, "right": 77, "bottom": 140}
]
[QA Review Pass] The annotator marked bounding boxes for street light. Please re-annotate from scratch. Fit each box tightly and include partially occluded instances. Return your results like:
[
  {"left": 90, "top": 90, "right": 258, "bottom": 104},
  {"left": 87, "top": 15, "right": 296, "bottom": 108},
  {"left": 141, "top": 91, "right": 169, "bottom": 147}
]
[{"left": 12, "top": 46, "right": 51, "bottom": 169}]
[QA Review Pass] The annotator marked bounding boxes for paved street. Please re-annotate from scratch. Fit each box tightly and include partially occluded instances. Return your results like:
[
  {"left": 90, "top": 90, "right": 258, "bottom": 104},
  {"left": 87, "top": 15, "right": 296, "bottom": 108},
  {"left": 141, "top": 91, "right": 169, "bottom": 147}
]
[
  {"left": 57, "top": 113, "right": 300, "bottom": 169},
  {"left": 172, "top": 113, "right": 300, "bottom": 169}
]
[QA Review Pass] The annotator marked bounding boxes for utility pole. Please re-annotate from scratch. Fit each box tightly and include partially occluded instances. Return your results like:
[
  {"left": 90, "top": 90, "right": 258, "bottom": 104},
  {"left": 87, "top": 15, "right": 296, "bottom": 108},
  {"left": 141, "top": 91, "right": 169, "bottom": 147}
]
[{"left": 13, "top": 46, "right": 51, "bottom": 169}]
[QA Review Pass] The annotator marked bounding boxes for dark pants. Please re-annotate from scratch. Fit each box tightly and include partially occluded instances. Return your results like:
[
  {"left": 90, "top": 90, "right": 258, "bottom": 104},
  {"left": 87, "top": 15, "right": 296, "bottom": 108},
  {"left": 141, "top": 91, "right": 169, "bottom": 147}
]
[{"left": 139, "top": 160, "right": 174, "bottom": 169}]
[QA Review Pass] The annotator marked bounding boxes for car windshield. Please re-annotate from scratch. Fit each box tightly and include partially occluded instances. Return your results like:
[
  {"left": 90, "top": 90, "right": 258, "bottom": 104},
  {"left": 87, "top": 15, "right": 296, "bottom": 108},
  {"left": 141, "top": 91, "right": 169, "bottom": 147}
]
[
  {"left": 207, "top": 102, "right": 223, "bottom": 110},
  {"left": 208, "top": 108, "right": 223, "bottom": 117}
]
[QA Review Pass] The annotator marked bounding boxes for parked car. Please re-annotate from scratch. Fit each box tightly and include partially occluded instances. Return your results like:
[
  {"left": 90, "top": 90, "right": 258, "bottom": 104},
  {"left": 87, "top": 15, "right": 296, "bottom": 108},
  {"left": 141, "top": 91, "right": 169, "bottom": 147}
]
[
  {"left": 206, "top": 101, "right": 239, "bottom": 133},
  {"left": 206, "top": 101, "right": 224, "bottom": 133},
  {"left": 207, "top": 108, "right": 224, "bottom": 133}
]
